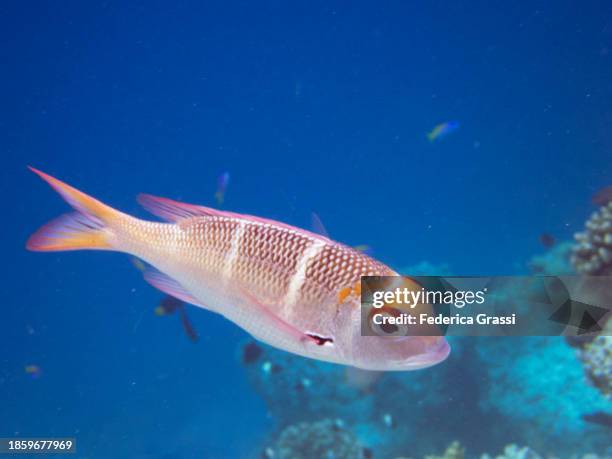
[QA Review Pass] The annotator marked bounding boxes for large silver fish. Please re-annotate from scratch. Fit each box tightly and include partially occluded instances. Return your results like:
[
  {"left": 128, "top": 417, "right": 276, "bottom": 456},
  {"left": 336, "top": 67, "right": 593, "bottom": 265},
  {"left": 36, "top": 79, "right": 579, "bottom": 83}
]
[{"left": 27, "top": 167, "right": 449, "bottom": 370}]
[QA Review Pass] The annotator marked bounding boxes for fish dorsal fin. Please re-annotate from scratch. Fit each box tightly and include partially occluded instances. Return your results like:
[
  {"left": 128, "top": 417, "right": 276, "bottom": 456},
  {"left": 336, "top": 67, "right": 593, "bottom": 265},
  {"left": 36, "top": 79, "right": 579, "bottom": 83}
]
[
  {"left": 137, "top": 194, "right": 222, "bottom": 222},
  {"left": 138, "top": 193, "right": 258, "bottom": 224},
  {"left": 310, "top": 212, "right": 330, "bottom": 238},
  {"left": 138, "top": 194, "right": 333, "bottom": 241}
]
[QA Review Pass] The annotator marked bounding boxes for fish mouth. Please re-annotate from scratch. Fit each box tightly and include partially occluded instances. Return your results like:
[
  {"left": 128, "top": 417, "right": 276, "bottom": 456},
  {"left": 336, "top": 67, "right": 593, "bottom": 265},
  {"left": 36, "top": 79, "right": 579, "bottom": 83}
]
[
  {"left": 428, "top": 338, "right": 451, "bottom": 362},
  {"left": 393, "top": 339, "right": 451, "bottom": 370}
]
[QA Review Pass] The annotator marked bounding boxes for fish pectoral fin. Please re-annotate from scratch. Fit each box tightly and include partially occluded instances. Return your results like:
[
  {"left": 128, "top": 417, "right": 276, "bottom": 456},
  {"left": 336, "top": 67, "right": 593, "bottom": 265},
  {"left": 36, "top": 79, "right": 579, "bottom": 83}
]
[
  {"left": 236, "top": 286, "right": 330, "bottom": 347},
  {"left": 143, "top": 268, "right": 203, "bottom": 308}
]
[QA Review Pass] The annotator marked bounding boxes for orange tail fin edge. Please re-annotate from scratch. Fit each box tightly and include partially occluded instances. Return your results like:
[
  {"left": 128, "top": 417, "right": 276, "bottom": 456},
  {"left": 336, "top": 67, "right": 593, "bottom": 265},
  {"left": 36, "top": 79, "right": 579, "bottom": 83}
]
[{"left": 26, "top": 167, "right": 121, "bottom": 252}]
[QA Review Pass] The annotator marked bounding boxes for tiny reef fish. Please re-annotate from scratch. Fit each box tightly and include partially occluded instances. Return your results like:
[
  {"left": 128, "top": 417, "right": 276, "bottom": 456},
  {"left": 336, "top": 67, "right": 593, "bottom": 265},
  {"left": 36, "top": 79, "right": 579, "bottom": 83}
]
[
  {"left": 26, "top": 167, "right": 449, "bottom": 371},
  {"left": 427, "top": 121, "right": 460, "bottom": 142},
  {"left": 538, "top": 233, "right": 556, "bottom": 248},
  {"left": 25, "top": 364, "right": 42, "bottom": 379},
  {"left": 155, "top": 295, "right": 199, "bottom": 342},
  {"left": 592, "top": 185, "right": 612, "bottom": 207}
]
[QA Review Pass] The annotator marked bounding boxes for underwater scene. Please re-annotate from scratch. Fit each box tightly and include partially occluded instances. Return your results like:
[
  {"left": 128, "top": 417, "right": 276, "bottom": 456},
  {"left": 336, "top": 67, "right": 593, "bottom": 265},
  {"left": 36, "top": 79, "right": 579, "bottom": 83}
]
[{"left": 2, "top": 1, "right": 612, "bottom": 458}]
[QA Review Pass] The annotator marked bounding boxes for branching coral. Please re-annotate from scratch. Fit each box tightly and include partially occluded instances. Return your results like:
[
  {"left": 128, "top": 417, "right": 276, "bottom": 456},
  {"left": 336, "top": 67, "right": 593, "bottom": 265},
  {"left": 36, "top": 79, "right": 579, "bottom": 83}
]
[
  {"left": 578, "top": 334, "right": 612, "bottom": 400},
  {"left": 571, "top": 201, "right": 612, "bottom": 274},
  {"left": 567, "top": 202, "right": 612, "bottom": 399}
]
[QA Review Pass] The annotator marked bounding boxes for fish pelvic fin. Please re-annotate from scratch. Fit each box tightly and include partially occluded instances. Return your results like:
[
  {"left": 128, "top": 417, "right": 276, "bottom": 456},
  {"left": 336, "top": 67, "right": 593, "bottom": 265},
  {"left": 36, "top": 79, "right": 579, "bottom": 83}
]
[{"left": 26, "top": 167, "right": 127, "bottom": 252}]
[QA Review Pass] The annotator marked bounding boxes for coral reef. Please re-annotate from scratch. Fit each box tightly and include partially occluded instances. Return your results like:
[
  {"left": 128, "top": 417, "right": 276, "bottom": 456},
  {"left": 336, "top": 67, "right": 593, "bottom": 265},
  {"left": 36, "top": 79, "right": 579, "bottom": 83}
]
[
  {"left": 474, "top": 336, "right": 612, "bottom": 458},
  {"left": 480, "top": 444, "right": 543, "bottom": 459},
  {"left": 479, "top": 443, "right": 610, "bottom": 459},
  {"left": 527, "top": 241, "right": 574, "bottom": 275},
  {"left": 577, "top": 335, "right": 612, "bottom": 400},
  {"left": 567, "top": 298, "right": 612, "bottom": 401},
  {"left": 571, "top": 201, "right": 612, "bottom": 274},
  {"left": 396, "top": 443, "right": 611, "bottom": 459},
  {"left": 267, "top": 418, "right": 365, "bottom": 459},
  {"left": 423, "top": 441, "right": 465, "bottom": 459},
  {"left": 477, "top": 337, "right": 610, "bottom": 437}
]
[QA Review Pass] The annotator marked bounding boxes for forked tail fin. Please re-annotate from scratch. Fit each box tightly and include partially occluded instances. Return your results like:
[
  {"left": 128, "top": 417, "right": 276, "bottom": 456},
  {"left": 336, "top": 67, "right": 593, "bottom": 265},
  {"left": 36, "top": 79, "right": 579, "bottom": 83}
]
[{"left": 26, "top": 167, "right": 127, "bottom": 252}]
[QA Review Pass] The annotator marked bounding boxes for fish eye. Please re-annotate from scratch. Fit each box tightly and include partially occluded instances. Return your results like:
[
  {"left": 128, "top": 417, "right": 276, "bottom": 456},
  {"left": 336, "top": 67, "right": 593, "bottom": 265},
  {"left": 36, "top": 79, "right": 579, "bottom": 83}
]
[{"left": 368, "top": 306, "right": 410, "bottom": 338}]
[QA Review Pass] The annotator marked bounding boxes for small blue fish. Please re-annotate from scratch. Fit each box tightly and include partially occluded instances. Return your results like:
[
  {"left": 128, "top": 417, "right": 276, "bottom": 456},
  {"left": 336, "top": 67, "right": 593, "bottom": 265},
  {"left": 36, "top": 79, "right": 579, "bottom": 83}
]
[
  {"left": 214, "top": 172, "right": 230, "bottom": 205},
  {"left": 427, "top": 121, "right": 460, "bottom": 142},
  {"left": 25, "top": 364, "right": 42, "bottom": 379}
]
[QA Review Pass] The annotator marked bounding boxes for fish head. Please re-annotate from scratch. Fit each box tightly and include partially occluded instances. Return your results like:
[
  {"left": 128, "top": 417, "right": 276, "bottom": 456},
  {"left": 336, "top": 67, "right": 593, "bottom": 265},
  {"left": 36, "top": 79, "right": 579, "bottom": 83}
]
[{"left": 333, "top": 300, "right": 450, "bottom": 371}]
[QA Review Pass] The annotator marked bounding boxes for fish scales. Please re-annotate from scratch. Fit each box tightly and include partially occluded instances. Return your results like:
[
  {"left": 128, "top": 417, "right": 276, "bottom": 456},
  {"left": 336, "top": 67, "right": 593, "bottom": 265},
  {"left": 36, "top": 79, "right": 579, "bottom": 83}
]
[
  {"left": 108, "top": 214, "right": 391, "bottom": 337},
  {"left": 125, "top": 215, "right": 394, "bottom": 333},
  {"left": 233, "top": 221, "right": 312, "bottom": 307}
]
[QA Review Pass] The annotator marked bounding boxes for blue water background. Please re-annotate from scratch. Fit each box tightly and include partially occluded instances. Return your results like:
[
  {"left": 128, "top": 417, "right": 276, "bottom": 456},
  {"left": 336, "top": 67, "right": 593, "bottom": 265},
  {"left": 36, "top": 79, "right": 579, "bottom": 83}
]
[{"left": 1, "top": 1, "right": 611, "bottom": 457}]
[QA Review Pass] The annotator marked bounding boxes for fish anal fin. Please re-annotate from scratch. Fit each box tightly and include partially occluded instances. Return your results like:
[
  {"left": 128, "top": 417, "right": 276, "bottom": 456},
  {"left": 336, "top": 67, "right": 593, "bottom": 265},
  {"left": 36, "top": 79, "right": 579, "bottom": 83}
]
[{"left": 143, "top": 268, "right": 201, "bottom": 307}]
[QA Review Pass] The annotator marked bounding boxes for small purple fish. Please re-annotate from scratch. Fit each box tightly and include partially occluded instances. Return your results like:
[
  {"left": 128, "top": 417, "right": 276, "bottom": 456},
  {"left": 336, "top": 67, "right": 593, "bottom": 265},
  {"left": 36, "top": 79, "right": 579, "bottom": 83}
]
[
  {"left": 592, "top": 186, "right": 612, "bottom": 207},
  {"left": 427, "top": 121, "right": 460, "bottom": 142},
  {"left": 214, "top": 172, "right": 230, "bottom": 205},
  {"left": 539, "top": 233, "right": 556, "bottom": 248},
  {"left": 179, "top": 308, "right": 198, "bottom": 342},
  {"left": 242, "top": 341, "right": 263, "bottom": 365},
  {"left": 155, "top": 295, "right": 184, "bottom": 315},
  {"left": 155, "top": 295, "right": 198, "bottom": 342}
]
